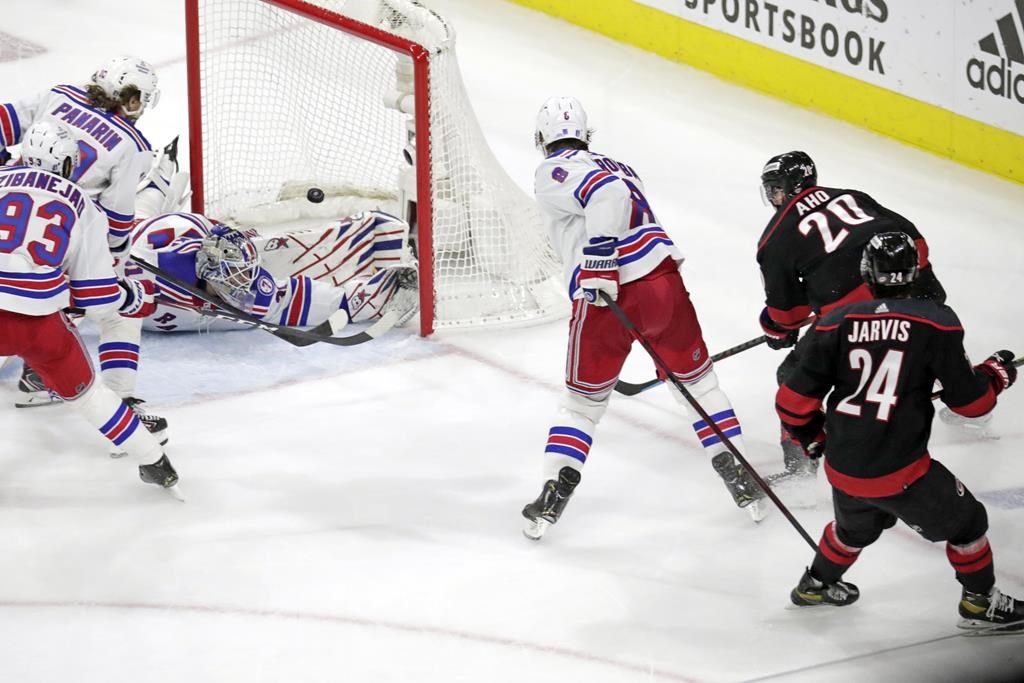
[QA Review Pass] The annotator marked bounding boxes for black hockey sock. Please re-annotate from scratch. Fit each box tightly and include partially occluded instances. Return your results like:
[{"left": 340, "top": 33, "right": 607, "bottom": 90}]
[
  {"left": 947, "top": 537, "right": 995, "bottom": 594},
  {"left": 810, "top": 522, "right": 862, "bottom": 585}
]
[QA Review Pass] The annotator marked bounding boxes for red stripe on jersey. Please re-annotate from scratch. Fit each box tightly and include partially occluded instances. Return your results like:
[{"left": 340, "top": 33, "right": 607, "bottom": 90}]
[
  {"left": 776, "top": 384, "right": 822, "bottom": 424},
  {"left": 914, "top": 238, "right": 929, "bottom": 268},
  {"left": 819, "top": 283, "right": 873, "bottom": 316},
  {"left": 824, "top": 453, "right": 931, "bottom": 498},
  {"left": 839, "top": 311, "right": 963, "bottom": 332},
  {"left": 767, "top": 304, "right": 813, "bottom": 328},
  {"left": 0, "top": 106, "right": 13, "bottom": 146},
  {"left": 286, "top": 277, "right": 305, "bottom": 327},
  {"left": 947, "top": 384, "right": 997, "bottom": 418}
]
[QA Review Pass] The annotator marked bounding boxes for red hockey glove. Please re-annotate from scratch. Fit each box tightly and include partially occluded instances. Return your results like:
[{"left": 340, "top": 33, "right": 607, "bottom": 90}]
[
  {"left": 579, "top": 236, "right": 619, "bottom": 306},
  {"left": 118, "top": 278, "right": 157, "bottom": 318},
  {"left": 787, "top": 411, "right": 826, "bottom": 459},
  {"left": 760, "top": 307, "right": 799, "bottom": 350},
  {"left": 976, "top": 350, "right": 1017, "bottom": 394}
]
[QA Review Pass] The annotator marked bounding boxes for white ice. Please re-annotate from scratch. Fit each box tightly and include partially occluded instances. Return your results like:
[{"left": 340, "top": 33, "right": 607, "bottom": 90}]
[{"left": 2, "top": 1, "right": 1023, "bottom": 681}]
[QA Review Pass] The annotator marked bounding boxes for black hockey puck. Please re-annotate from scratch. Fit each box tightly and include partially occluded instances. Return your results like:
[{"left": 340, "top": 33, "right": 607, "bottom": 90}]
[{"left": 307, "top": 187, "right": 325, "bottom": 203}]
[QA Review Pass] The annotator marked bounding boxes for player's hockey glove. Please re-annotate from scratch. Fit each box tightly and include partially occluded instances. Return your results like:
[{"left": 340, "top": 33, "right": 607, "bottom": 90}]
[
  {"left": 976, "top": 350, "right": 1017, "bottom": 394},
  {"left": 118, "top": 278, "right": 157, "bottom": 318},
  {"left": 760, "top": 307, "right": 799, "bottom": 350},
  {"left": 579, "top": 236, "right": 619, "bottom": 306},
  {"left": 788, "top": 411, "right": 826, "bottom": 459}
]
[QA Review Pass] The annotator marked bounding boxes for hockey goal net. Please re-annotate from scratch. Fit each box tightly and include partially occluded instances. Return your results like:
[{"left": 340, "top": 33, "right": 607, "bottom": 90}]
[{"left": 185, "top": 0, "right": 566, "bottom": 335}]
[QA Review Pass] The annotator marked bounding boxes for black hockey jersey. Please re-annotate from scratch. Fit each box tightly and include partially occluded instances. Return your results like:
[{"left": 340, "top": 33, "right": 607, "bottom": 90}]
[
  {"left": 775, "top": 297, "right": 998, "bottom": 498},
  {"left": 757, "top": 187, "right": 945, "bottom": 329}
]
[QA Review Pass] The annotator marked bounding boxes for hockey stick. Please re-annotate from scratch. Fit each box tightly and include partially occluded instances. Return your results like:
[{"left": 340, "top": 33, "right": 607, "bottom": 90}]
[
  {"left": 133, "top": 258, "right": 401, "bottom": 347},
  {"left": 614, "top": 335, "right": 769, "bottom": 396},
  {"left": 599, "top": 292, "right": 818, "bottom": 551}
]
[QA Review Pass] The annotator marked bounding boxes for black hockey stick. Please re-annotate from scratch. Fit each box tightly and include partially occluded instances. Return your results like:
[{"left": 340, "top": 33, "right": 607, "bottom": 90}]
[
  {"left": 133, "top": 258, "right": 400, "bottom": 347},
  {"left": 614, "top": 335, "right": 769, "bottom": 396},
  {"left": 599, "top": 292, "right": 817, "bottom": 551}
]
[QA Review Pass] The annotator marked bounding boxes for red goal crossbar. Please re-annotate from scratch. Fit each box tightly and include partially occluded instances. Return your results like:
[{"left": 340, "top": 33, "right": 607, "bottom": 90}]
[{"left": 184, "top": 0, "right": 437, "bottom": 335}]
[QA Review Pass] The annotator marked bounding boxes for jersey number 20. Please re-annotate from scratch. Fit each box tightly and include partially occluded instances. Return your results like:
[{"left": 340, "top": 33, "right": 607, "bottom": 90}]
[{"left": 798, "top": 193, "right": 873, "bottom": 253}]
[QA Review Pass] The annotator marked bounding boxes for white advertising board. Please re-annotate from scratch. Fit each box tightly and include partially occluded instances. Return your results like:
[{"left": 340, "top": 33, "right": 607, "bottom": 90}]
[{"left": 637, "top": 0, "right": 1024, "bottom": 135}]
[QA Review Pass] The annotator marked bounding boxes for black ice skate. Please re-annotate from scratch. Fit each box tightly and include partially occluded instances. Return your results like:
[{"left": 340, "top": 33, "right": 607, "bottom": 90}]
[
  {"left": 14, "top": 364, "right": 61, "bottom": 408},
  {"left": 790, "top": 568, "right": 860, "bottom": 607},
  {"left": 110, "top": 397, "right": 169, "bottom": 458},
  {"left": 958, "top": 587, "right": 1024, "bottom": 634},
  {"left": 711, "top": 452, "right": 768, "bottom": 522},
  {"left": 138, "top": 454, "right": 179, "bottom": 489},
  {"left": 764, "top": 431, "right": 819, "bottom": 489},
  {"left": 522, "top": 466, "right": 581, "bottom": 540}
]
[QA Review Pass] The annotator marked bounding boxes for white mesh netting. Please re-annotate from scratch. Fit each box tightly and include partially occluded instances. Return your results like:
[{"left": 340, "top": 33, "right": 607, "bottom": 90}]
[{"left": 192, "top": 0, "right": 566, "bottom": 330}]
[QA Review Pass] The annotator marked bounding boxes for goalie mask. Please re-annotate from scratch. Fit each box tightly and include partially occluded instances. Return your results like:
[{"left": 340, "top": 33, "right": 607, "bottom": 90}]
[
  {"left": 535, "top": 96, "right": 591, "bottom": 152},
  {"left": 91, "top": 55, "right": 161, "bottom": 119},
  {"left": 196, "top": 225, "right": 260, "bottom": 305},
  {"left": 22, "top": 121, "right": 80, "bottom": 179}
]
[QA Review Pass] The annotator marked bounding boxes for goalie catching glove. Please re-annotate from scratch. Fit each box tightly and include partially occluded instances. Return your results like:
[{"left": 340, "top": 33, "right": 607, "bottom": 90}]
[
  {"left": 118, "top": 278, "right": 157, "bottom": 318},
  {"left": 579, "top": 236, "right": 618, "bottom": 306}
]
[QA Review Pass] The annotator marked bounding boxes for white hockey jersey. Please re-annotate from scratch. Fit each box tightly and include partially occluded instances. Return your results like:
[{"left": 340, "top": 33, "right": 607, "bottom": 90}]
[
  {"left": 0, "top": 165, "right": 121, "bottom": 315},
  {"left": 534, "top": 149, "right": 682, "bottom": 299},
  {"left": 127, "top": 213, "right": 348, "bottom": 333},
  {"left": 0, "top": 85, "right": 154, "bottom": 247}
]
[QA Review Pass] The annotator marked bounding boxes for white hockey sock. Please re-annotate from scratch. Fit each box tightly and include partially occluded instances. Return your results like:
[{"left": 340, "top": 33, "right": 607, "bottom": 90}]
[
  {"left": 71, "top": 383, "right": 163, "bottom": 462},
  {"left": 90, "top": 307, "right": 143, "bottom": 398},
  {"left": 670, "top": 370, "right": 747, "bottom": 459}
]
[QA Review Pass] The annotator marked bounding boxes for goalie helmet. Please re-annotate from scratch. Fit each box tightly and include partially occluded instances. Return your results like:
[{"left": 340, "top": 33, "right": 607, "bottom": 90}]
[
  {"left": 91, "top": 55, "right": 160, "bottom": 119},
  {"left": 860, "top": 232, "right": 919, "bottom": 291},
  {"left": 760, "top": 151, "right": 817, "bottom": 205},
  {"left": 534, "top": 96, "right": 591, "bottom": 152},
  {"left": 196, "top": 225, "right": 260, "bottom": 303},
  {"left": 21, "top": 121, "right": 80, "bottom": 179}
]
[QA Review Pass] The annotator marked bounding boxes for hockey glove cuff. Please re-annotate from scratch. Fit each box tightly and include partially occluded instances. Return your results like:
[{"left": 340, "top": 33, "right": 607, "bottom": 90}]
[
  {"left": 760, "top": 307, "right": 799, "bottom": 350},
  {"left": 976, "top": 350, "right": 1017, "bottom": 394},
  {"left": 579, "top": 236, "right": 619, "bottom": 306},
  {"left": 787, "top": 412, "right": 826, "bottom": 459},
  {"left": 118, "top": 278, "right": 157, "bottom": 318}
]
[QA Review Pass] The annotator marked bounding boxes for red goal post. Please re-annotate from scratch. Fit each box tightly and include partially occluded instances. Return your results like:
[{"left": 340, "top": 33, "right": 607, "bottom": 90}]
[{"left": 185, "top": 0, "right": 566, "bottom": 335}]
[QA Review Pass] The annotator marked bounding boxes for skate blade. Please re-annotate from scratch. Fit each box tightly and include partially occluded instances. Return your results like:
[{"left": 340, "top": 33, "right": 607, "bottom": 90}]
[
  {"left": 746, "top": 498, "right": 770, "bottom": 523},
  {"left": 523, "top": 517, "right": 550, "bottom": 541},
  {"left": 14, "top": 395, "right": 62, "bottom": 408},
  {"left": 162, "top": 484, "right": 186, "bottom": 502},
  {"left": 957, "top": 618, "right": 1024, "bottom": 636}
]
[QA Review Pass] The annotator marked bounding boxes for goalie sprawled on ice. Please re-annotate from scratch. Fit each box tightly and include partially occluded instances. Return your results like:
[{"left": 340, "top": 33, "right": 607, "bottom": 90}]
[{"left": 126, "top": 209, "right": 419, "bottom": 334}]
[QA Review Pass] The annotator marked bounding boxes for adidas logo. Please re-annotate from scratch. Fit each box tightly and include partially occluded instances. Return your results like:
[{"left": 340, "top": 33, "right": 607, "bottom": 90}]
[
  {"left": 874, "top": 303, "right": 889, "bottom": 313},
  {"left": 966, "top": 1, "right": 1024, "bottom": 103}
]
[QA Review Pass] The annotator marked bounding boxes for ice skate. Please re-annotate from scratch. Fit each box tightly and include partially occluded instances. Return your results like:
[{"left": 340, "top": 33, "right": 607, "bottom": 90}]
[
  {"left": 110, "top": 397, "right": 168, "bottom": 458},
  {"left": 522, "top": 466, "right": 581, "bottom": 540},
  {"left": 958, "top": 587, "right": 1024, "bottom": 634},
  {"left": 14, "top": 364, "right": 61, "bottom": 408},
  {"left": 790, "top": 568, "right": 859, "bottom": 607},
  {"left": 139, "top": 453, "right": 180, "bottom": 492},
  {"left": 765, "top": 432, "right": 819, "bottom": 491},
  {"left": 711, "top": 452, "right": 768, "bottom": 522},
  {"left": 938, "top": 407, "right": 997, "bottom": 440}
]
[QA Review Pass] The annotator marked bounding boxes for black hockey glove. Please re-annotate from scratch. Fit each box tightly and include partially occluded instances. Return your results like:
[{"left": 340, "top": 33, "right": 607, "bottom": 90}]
[
  {"left": 976, "top": 350, "right": 1017, "bottom": 394},
  {"left": 759, "top": 307, "right": 798, "bottom": 350},
  {"left": 787, "top": 412, "right": 826, "bottom": 459}
]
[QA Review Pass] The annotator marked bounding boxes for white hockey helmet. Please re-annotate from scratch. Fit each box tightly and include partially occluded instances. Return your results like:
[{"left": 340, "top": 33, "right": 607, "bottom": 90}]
[
  {"left": 196, "top": 225, "right": 261, "bottom": 304},
  {"left": 534, "top": 96, "right": 591, "bottom": 152},
  {"left": 21, "top": 120, "right": 81, "bottom": 179},
  {"left": 91, "top": 55, "right": 160, "bottom": 119}
]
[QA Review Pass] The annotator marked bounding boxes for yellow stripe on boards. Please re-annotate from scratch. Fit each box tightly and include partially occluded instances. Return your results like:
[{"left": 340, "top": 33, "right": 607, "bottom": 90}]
[{"left": 509, "top": 0, "right": 1024, "bottom": 184}]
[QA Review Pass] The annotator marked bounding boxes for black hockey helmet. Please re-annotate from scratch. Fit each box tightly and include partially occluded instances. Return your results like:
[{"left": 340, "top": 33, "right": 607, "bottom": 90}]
[
  {"left": 860, "top": 232, "right": 919, "bottom": 291},
  {"left": 760, "top": 151, "right": 817, "bottom": 204}
]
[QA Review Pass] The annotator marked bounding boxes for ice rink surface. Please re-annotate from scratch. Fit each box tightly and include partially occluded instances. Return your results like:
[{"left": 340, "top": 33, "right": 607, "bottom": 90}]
[{"left": 2, "top": 1, "right": 1024, "bottom": 681}]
